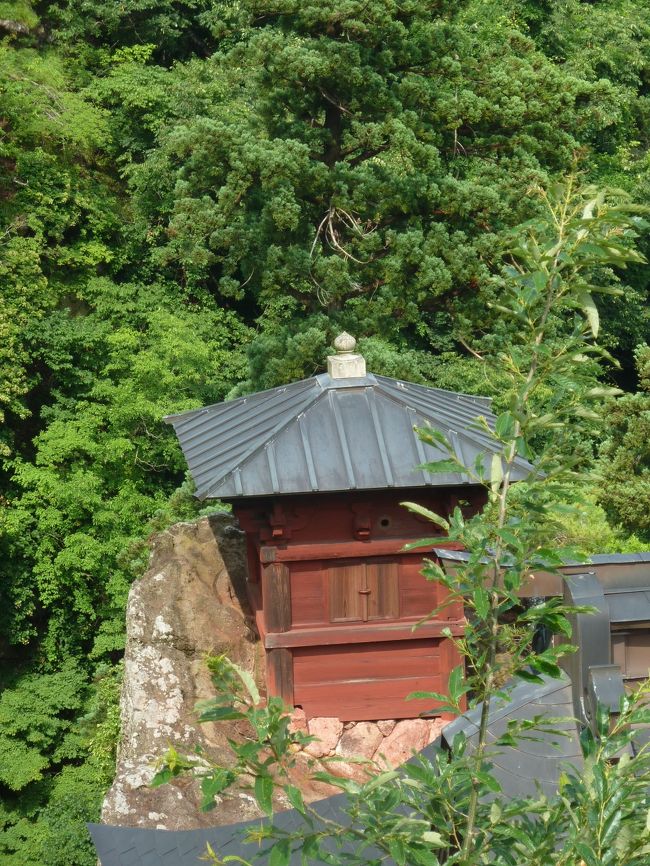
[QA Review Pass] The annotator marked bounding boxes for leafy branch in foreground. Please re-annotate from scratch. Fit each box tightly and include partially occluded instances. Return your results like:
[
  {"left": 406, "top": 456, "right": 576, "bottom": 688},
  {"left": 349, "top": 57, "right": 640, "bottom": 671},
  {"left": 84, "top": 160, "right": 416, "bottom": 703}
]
[
  {"left": 151, "top": 654, "right": 315, "bottom": 814},
  {"left": 155, "top": 179, "right": 650, "bottom": 866},
  {"left": 403, "top": 178, "right": 649, "bottom": 859}
]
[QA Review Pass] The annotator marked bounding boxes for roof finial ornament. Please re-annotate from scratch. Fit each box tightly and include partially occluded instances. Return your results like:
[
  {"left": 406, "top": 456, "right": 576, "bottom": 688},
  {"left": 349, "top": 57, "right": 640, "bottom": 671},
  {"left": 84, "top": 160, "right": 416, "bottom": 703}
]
[
  {"left": 327, "top": 332, "right": 366, "bottom": 379},
  {"left": 334, "top": 331, "right": 357, "bottom": 354}
]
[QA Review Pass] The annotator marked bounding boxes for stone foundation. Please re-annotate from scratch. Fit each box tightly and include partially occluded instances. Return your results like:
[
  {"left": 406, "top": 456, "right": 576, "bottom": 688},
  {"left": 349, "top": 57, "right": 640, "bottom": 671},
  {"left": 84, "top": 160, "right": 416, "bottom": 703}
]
[{"left": 289, "top": 712, "right": 447, "bottom": 781}]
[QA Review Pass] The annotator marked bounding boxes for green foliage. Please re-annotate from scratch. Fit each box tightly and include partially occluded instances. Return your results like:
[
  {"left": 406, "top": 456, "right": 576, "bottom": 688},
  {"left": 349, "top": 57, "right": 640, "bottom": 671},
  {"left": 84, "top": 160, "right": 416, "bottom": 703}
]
[
  {"left": 598, "top": 344, "right": 650, "bottom": 540},
  {"left": 0, "top": 663, "right": 121, "bottom": 866},
  {"left": 48, "top": 0, "right": 217, "bottom": 64},
  {"left": 153, "top": 655, "right": 313, "bottom": 814},
  {"left": 0, "top": 0, "right": 39, "bottom": 27},
  {"left": 0, "top": 662, "right": 86, "bottom": 791},
  {"left": 496, "top": 483, "right": 647, "bottom": 556},
  {"left": 126, "top": 0, "right": 638, "bottom": 387},
  {"left": 479, "top": 0, "right": 650, "bottom": 367},
  {"left": 3, "top": 0, "right": 650, "bottom": 857},
  {"left": 2, "top": 279, "right": 250, "bottom": 657}
]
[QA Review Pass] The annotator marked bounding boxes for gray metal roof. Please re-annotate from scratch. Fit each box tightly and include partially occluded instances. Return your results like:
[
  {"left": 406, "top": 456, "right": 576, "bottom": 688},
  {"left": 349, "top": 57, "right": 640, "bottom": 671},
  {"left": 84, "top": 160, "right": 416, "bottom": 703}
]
[
  {"left": 165, "top": 372, "right": 531, "bottom": 500},
  {"left": 442, "top": 673, "right": 582, "bottom": 800},
  {"left": 89, "top": 791, "right": 356, "bottom": 866}
]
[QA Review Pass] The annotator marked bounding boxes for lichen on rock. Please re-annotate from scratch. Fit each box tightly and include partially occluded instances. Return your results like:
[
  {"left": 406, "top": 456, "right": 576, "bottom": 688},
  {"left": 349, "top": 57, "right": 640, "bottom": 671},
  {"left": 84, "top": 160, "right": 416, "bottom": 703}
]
[{"left": 102, "top": 514, "right": 264, "bottom": 830}]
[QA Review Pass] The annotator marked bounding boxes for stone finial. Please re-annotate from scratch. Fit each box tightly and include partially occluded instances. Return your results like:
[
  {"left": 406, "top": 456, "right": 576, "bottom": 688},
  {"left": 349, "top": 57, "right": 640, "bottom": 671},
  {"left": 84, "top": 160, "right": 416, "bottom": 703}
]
[
  {"left": 333, "top": 332, "right": 357, "bottom": 354},
  {"left": 327, "top": 332, "right": 366, "bottom": 379}
]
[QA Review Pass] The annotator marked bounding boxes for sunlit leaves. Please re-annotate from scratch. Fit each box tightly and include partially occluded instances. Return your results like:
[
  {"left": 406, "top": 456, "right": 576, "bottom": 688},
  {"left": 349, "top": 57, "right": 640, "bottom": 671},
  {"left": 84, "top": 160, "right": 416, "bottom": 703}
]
[{"left": 255, "top": 775, "right": 274, "bottom": 817}]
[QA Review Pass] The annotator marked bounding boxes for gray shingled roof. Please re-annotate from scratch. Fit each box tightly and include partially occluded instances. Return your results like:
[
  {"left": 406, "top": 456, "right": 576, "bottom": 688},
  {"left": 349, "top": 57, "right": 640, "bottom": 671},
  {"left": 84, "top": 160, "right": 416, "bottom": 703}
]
[{"left": 165, "top": 372, "right": 531, "bottom": 500}]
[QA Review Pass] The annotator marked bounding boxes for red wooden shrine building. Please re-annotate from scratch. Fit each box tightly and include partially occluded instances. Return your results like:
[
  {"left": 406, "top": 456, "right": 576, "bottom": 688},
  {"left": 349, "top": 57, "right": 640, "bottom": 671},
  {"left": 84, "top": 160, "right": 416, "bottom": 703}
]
[{"left": 165, "top": 334, "right": 530, "bottom": 722}]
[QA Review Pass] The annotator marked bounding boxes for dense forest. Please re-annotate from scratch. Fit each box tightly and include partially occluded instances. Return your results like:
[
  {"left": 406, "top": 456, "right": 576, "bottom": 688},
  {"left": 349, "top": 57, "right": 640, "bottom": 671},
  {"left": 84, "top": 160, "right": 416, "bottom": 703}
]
[{"left": 1, "top": 1, "right": 650, "bottom": 862}]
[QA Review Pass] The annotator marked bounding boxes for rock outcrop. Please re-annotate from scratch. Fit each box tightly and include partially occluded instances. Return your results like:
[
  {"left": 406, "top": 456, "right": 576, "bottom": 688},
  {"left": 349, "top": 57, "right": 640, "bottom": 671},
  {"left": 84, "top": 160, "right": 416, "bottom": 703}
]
[{"left": 102, "top": 514, "right": 265, "bottom": 830}]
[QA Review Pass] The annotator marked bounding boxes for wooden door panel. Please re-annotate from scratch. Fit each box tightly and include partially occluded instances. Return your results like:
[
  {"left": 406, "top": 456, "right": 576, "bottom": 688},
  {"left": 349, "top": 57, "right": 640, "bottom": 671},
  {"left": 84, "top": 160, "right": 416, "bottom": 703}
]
[
  {"left": 329, "top": 563, "right": 366, "bottom": 621},
  {"left": 366, "top": 561, "right": 399, "bottom": 620}
]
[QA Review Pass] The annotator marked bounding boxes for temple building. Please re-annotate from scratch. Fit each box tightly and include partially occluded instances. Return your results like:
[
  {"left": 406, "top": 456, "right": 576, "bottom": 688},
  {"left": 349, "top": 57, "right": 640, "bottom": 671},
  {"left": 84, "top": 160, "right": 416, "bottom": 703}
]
[{"left": 165, "top": 334, "right": 530, "bottom": 721}]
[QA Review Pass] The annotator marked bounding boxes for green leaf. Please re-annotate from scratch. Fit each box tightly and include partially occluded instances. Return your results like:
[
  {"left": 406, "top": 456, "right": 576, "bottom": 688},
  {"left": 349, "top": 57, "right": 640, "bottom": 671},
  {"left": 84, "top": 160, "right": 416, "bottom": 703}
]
[
  {"left": 420, "top": 459, "right": 463, "bottom": 476},
  {"left": 285, "top": 783, "right": 306, "bottom": 815},
  {"left": 515, "top": 436, "right": 533, "bottom": 460},
  {"left": 574, "top": 842, "right": 598, "bottom": 866},
  {"left": 269, "top": 839, "right": 290, "bottom": 866},
  {"left": 515, "top": 669, "right": 544, "bottom": 684},
  {"left": 422, "top": 831, "right": 446, "bottom": 847},
  {"left": 402, "top": 536, "right": 448, "bottom": 551},
  {"left": 448, "top": 665, "right": 468, "bottom": 703},
  {"left": 577, "top": 290, "right": 599, "bottom": 337},
  {"left": 490, "top": 453, "right": 503, "bottom": 490},
  {"left": 363, "top": 769, "right": 400, "bottom": 792},
  {"left": 149, "top": 767, "right": 174, "bottom": 788},
  {"left": 475, "top": 769, "right": 501, "bottom": 792},
  {"left": 496, "top": 527, "right": 521, "bottom": 549},
  {"left": 411, "top": 848, "right": 442, "bottom": 866},
  {"left": 201, "top": 769, "right": 234, "bottom": 811},
  {"left": 495, "top": 411, "right": 515, "bottom": 440},
  {"left": 388, "top": 838, "right": 406, "bottom": 866},
  {"left": 231, "top": 662, "right": 261, "bottom": 705},
  {"left": 530, "top": 270, "right": 548, "bottom": 291},
  {"left": 302, "top": 836, "right": 320, "bottom": 861},
  {"left": 530, "top": 657, "right": 561, "bottom": 678},
  {"left": 255, "top": 774, "right": 274, "bottom": 816},
  {"left": 401, "top": 502, "right": 450, "bottom": 530},
  {"left": 198, "top": 705, "right": 245, "bottom": 722},
  {"left": 472, "top": 587, "right": 489, "bottom": 619},
  {"left": 415, "top": 426, "right": 450, "bottom": 448}
]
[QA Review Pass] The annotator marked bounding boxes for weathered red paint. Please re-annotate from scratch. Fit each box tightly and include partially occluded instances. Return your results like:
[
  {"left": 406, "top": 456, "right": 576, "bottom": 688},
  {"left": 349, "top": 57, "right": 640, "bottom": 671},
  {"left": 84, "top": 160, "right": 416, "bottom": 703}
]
[{"left": 232, "top": 487, "right": 484, "bottom": 721}]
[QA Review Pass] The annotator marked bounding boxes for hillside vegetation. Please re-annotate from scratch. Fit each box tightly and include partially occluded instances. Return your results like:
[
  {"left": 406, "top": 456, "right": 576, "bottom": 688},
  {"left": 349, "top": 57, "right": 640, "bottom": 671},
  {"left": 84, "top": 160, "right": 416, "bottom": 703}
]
[{"left": 1, "top": 2, "right": 649, "bottom": 862}]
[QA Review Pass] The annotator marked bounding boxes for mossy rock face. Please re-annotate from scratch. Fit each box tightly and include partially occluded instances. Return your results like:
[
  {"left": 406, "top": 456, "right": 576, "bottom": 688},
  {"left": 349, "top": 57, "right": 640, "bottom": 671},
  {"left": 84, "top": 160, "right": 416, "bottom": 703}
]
[{"left": 0, "top": 2, "right": 39, "bottom": 29}]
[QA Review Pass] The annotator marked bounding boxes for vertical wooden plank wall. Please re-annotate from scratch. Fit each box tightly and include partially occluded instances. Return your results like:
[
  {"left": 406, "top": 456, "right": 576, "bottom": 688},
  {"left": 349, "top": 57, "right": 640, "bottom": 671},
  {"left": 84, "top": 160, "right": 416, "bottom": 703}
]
[{"left": 262, "top": 562, "right": 294, "bottom": 703}]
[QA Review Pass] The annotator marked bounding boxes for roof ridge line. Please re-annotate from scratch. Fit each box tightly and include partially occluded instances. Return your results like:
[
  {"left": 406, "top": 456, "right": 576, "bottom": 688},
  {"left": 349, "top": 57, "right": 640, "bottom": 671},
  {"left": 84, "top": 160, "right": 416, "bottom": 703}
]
[
  {"left": 376, "top": 379, "right": 493, "bottom": 431},
  {"left": 164, "top": 376, "right": 315, "bottom": 425},
  {"left": 372, "top": 380, "right": 459, "bottom": 434},
  {"left": 201, "top": 383, "right": 325, "bottom": 499},
  {"left": 374, "top": 374, "right": 493, "bottom": 406},
  {"left": 375, "top": 382, "right": 529, "bottom": 476},
  {"left": 376, "top": 381, "right": 502, "bottom": 450}
]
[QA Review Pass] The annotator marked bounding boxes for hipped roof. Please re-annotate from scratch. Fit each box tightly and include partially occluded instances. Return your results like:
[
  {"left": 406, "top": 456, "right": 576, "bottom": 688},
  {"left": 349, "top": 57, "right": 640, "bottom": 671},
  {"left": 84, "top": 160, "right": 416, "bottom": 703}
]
[{"left": 164, "top": 371, "right": 531, "bottom": 500}]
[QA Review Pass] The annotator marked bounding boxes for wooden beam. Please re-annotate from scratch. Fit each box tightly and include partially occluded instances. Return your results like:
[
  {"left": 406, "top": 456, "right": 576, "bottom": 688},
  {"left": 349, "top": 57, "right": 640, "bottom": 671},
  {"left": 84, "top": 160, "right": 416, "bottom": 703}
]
[
  {"left": 261, "top": 561, "right": 291, "bottom": 633},
  {"left": 260, "top": 539, "right": 463, "bottom": 564},
  {"left": 254, "top": 608, "right": 267, "bottom": 642},
  {"left": 264, "top": 619, "right": 466, "bottom": 649},
  {"left": 266, "top": 648, "right": 294, "bottom": 704}
]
